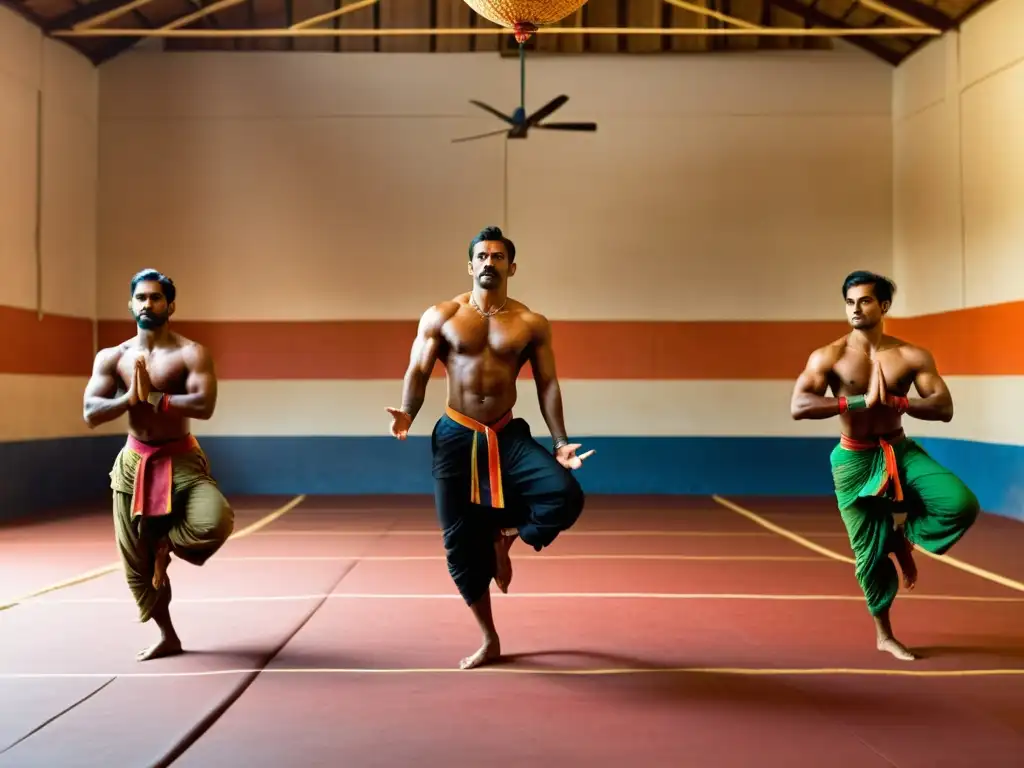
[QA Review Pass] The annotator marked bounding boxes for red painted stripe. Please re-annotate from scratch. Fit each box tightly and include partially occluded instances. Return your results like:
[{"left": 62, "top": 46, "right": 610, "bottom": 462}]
[
  {"left": 93, "top": 318, "right": 854, "bottom": 380},
  {"left": 0, "top": 306, "right": 94, "bottom": 376},
  {"left": 6, "top": 301, "right": 1019, "bottom": 379}
]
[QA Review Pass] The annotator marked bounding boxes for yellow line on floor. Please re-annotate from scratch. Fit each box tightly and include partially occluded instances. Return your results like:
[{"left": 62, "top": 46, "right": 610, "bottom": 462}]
[
  {"left": 2, "top": 665, "right": 1022, "bottom": 680},
  {"left": 713, "top": 494, "right": 1024, "bottom": 593},
  {"left": 711, "top": 495, "right": 856, "bottom": 564},
  {"left": 215, "top": 554, "right": 834, "bottom": 562},
  {"left": 0, "top": 494, "right": 306, "bottom": 612},
  {"left": 20, "top": 591, "right": 1024, "bottom": 606},
  {"left": 250, "top": 529, "right": 846, "bottom": 538}
]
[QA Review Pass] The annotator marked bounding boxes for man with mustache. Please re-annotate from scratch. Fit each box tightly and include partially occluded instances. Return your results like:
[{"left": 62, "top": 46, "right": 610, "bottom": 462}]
[
  {"left": 790, "top": 270, "right": 979, "bottom": 661},
  {"left": 386, "top": 225, "right": 593, "bottom": 670},
  {"left": 83, "top": 269, "right": 234, "bottom": 661}
]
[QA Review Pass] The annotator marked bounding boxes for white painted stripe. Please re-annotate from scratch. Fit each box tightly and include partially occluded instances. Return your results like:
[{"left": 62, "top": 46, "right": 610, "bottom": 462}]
[
  {"left": 2, "top": 375, "right": 1023, "bottom": 444},
  {"left": 0, "top": 374, "right": 121, "bottom": 441}
]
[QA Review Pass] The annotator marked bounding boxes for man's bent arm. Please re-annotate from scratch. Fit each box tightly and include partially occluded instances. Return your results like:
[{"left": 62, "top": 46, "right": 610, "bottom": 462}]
[
  {"left": 83, "top": 348, "right": 131, "bottom": 428},
  {"left": 162, "top": 343, "right": 217, "bottom": 420},
  {"left": 790, "top": 348, "right": 842, "bottom": 420},
  {"left": 400, "top": 307, "right": 445, "bottom": 423},
  {"left": 529, "top": 317, "right": 570, "bottom": 445},
  {"left": 902, "top": 348, "right": 954, "bottom": 422}
]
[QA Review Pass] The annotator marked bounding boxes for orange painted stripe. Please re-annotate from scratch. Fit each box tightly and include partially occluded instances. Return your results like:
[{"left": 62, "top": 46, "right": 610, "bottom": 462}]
[
  {"left": 95, "top": 303, "right": 1024, "bottom": 379},
  {"left": 7, "top": 300, "right": 1015, "bottom": 380},
  {"left": 0, "top": 306, "right": 94, "bottom": 376},
  {"left": 95, "top": 318, "right": 847, "bottom": 380},
  {"left": 886, "top": 302, "right": 1024, "bottom": 376}
]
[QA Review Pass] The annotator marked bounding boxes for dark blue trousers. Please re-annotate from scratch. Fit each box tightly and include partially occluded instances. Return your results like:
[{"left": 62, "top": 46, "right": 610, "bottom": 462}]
[{"left": 431, "top": 412, "right": 585, "bottom": 605}]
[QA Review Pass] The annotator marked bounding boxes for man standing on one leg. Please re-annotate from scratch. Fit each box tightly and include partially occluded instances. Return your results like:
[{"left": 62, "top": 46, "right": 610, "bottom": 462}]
[
  {"left": 386, "top": 225, "right": 592, "bottom": 670},
  {"left": 83, "top": 269, "right": 235, "bottom": 661},
  {"left": 790, "top": 270, "right": 979, "bottom": 661}
]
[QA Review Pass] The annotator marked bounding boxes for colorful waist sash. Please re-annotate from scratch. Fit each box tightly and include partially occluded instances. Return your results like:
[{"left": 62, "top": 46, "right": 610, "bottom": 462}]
[{"left": 445, "top": 406, "right": 513, "bottom": 508}]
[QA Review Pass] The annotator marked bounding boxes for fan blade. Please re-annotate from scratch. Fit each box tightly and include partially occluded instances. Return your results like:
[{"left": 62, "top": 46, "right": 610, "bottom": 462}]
[
  {"left": 469, "top": 100, "right": 515, "bottom": 125},
  {"left": 451, "top": 128, "right": 509, "bottom": 143},
  {"left": 535, "top": 122, "right": 598, "bottom": 132},
  {"left": 526, "top": 95, "right": 569, "bottom": 126}
]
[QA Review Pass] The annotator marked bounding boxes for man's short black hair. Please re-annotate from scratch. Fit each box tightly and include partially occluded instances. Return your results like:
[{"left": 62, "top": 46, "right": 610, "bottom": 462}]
[
  {"left": 130, "top": 269, "right": 176, "bottom": 303},
  {"left": 842, "top": 270, "right": 895, "bottom": 304},
  {"left": 468, "top": 225, "right": 516, "bottom": 263}
]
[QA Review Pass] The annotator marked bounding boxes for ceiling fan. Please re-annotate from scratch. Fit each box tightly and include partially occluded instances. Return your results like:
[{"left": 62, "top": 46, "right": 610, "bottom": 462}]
[{"left": 452, "top": 43, "right": 598, "bottom": 143}]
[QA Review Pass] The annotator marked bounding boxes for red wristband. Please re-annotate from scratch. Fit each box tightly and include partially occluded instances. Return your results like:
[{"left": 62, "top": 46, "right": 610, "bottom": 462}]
[
  {"left": 159, "top": 394, "right": 171, "bottom": 412},
  {"left": 889, "top": 395, "right": 908, "bottom": 414},
  {"left": 838, "top": 396, "right": 848, "bottom": 414}
]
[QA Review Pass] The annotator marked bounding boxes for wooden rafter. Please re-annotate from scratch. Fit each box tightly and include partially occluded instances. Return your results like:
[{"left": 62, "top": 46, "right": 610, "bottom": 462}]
[
  {"left": 766, "top": 0, "right": 907, "bottom": 65},
  {"left": 159, "top": 0, "right": 245, "bottom": 30},
  {"left": 32, "top": 0, "right": 974, "bottom": 67},
  {"left": 858, "top": 0, "right": 955, "bottom": 30},
  {"left": 53, "top": 24, "right": 941, "bottom": 39}
]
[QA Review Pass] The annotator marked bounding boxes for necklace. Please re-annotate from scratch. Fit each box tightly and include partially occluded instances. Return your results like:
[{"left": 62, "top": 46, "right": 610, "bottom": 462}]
[{"left": 470, "top": 293, "right": 507, "bottom": 317}]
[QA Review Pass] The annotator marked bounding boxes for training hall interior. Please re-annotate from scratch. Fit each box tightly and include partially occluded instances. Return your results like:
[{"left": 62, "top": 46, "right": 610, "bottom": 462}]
[{"left": 1, "top": 0, "right": 1023, "bottom": 765}]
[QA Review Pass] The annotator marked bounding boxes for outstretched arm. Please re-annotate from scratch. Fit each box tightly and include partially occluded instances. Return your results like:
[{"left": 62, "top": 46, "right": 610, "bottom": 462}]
[
  {"left": 790, "top": 347, "right": 844, "bottom": 420},
  {"left": 160, "top": 343, "right": 218, "bottom": 420},
  {"left": 398, "top": 306, "right": 446, "bottom": 425},
  {"left": 529, "top": 316, "right": 570, "bottom": 446},
  {"left": 900, "top": 347, "right": 953, "bottom": 422},
  {"left": 83, "top": 348, "right": 133, "bottom": 427}
]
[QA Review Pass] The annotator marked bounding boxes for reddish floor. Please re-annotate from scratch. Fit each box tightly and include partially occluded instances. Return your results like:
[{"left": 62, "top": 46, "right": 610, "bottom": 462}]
[{"left": 1, "top": 495, "right": 1023, "bottom": 767}]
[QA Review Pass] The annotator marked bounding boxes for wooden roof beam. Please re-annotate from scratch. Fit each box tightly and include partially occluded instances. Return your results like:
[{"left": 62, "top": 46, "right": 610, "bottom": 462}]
[
  {"left": 857, "top": 0, "right": 954, "bottom": 30},
  {"left": 47, "top": 0, "right": 157, "bottom": 31},
  {"left": 767, "top": 0, "right": 905, "bottom": 64}
]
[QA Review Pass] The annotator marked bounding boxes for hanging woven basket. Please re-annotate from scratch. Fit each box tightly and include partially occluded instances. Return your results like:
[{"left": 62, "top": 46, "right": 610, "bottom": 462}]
[{"left": 462, "top": 0, "right": 590, "bottom": 43}]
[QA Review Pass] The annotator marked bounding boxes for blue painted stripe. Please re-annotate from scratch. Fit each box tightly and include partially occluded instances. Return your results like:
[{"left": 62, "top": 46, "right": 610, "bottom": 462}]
[
  {"left": 916, "top": 438, "right": 1024, "bottom": 522},
  {"left": 2, "top": 435, "right": 1021, "bottom": 523},
  {"left": 190, "top": 435, "right": 842, "bottom": 497},
  {"left": 0, "top": 435, "right": 124, "bottom": 521}
]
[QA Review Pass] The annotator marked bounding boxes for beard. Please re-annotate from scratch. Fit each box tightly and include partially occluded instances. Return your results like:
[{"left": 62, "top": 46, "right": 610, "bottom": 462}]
[
  {"left": 477, "top": 271, "right": 501, "bottom": 289},
  {"left": 135, "top": 310, "right": 168, "bottom": 330}
]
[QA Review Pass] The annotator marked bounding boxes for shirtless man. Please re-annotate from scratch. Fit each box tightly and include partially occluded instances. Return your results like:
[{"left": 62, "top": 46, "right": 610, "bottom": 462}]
[
  {"left": 386, "top": 225, "right": 592, "bottom": 670},
  {"left": 790, "top": 270, "right": 979, "bottom": 660},
  {"left": 83, "top": 269, "right": 234, "bottom": 661}
]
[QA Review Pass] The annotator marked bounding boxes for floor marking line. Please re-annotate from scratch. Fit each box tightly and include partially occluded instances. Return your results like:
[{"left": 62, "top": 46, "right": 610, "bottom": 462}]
[
  {"left": 1, "top": 666, "right": 1022, "bottom": 680},
  {"left": 248, "top": 529, "right": 850, "bottom": 538},
  {"left": 214, "top": 554, "right": 835, "bottom": 563},
  {"left": 711, "top": 495, "right": 856, "bottom": 564},
  {"left": 713, "top": 494, "right": 1024, "bottom": 593},
  {"left": 18, "top": 591, "right": 1024, "bottom": 606},
  {"left": 912, "top": 548, "right": 1024, "bottom": 593},
  {"left": 0, "top": 495, "right": 307, "bottom": 612}
]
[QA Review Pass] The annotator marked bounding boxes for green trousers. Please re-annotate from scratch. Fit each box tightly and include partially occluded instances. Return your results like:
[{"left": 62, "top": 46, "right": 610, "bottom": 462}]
[
  {"left": 830, "top": 435, "right": 979, "bottom": 616},
  {"left": 109, "top": 439, "right": 235, "bottom": 623}
]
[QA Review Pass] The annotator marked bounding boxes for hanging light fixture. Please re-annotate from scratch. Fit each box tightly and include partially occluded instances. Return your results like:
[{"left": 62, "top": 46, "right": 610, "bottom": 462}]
[{"left": 462, "top": 0, "right": 590, "bottom": 42}]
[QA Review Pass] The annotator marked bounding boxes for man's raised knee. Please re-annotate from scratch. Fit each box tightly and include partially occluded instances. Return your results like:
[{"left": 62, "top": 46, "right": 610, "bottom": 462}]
[{"left": 955, "top": 486, "right": 981, "bottom": 527}]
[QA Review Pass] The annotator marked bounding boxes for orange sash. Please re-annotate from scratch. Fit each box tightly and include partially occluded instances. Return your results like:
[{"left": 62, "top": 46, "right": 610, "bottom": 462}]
[
  {"left": 839, "top": 429, "right": 905, "bottom": 502},
  {"left": 445, "top": 406, "right": 513, "bottom": 508},
  {"left": 126, "top": 434, "right": 199, "bottom": 518}
]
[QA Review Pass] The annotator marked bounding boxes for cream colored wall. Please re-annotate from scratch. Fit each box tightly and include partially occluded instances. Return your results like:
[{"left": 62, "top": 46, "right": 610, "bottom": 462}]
[
  {"left": 0, "top": 6, "right": 98, "bottom": 318},
  {"left": 96, "top": 49, "right": 893, "bottom": 323},
  {"left": 892, "top": 0, "right": 1024, "bottom": 315},
  {"left": 0, "top": 6, "right": 99, "bottom": 445}
]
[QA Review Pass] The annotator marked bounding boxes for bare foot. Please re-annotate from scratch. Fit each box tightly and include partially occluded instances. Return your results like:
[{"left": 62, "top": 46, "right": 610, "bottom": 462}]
[
  {"left": 892, "top": 527, "right": 917, "bottom": 590},
  {"left": 493, "top": 530, "right": 517, "bottom": 593},
  {"left": 152, "top": 538, "right": 171, "bottom": 591},
  {"left": 460, "top": 636, "right": 501, "bottom": 670},
  {"left": 877, "top": 636, "right": 917, "bottom": 661},
  {"left": 136, "top": 634, "right": 183, "bottom": 662}
]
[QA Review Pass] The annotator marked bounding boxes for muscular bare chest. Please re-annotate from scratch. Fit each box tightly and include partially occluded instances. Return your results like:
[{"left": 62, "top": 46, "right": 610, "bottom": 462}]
[
  {"left": 117, "top": 348, "right": 188, "bottom": 392},
  {"left": 443, "top": 311, "right": 533, "bottom": 360},
  {"left": 833, "top": 351, "right": 912, "bottom": 394}
]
